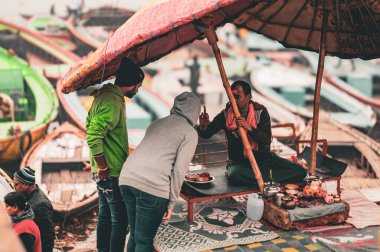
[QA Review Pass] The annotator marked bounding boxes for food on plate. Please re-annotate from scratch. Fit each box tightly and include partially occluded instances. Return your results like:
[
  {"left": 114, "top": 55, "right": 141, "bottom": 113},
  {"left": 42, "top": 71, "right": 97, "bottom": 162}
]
[
  {"left": 185, "top": 172, "right": 212, "bottom": 182},
  {"left": 197, "top": 177, "right": 209, "bottom": 182},
  {"left": 198, "top": 172, "right": 210, "bottom": 178},
  {"left": 302, "top": 184, "right": 326, "bottom": 198},
  {"left": 286, "top": 189, "right": 299, "bottom": 195},
  {"left": 185, "top": 174, "right": 198, "bottom": 181},
  {"left": 324, "top": 195, "right": 334, "bottom": 204},
  {"left": 285, "top": 184, "right": 299, "bottom": 190}
]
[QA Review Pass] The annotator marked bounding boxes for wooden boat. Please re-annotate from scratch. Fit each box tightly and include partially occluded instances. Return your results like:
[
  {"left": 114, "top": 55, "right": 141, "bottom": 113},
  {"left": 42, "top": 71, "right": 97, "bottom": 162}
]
[
  {"left": 0, "top": 167, "right": 13, "bottom": 199},
  {"left": 299, "top": 120, "right": 380, "bottom": 190},
  {"left": 0, "top": 47, "right": 59, "bottom": 163},
  {"left": 0, "top": 19, "right": 80, "bottom": 66},
  {"left": 300, "top": 51, "right": 380, "bottom": 110},
  {"left": 250, "top": 58, "right": 377, "bottom": 131},
  {"left": 0, "top": 19, "right": 90, "bottom": 134},
  {"left": 20, "top": 122, "right": 97, "bottom": 219},
  {"left": 28, "top": 16, "right": 77, "bottom": 52},
  {"left": 66, "top": 6, "right": 135, "bottom": 49},
  {"left": 0, "top": 20, "right": 170, "bottom": 147}
]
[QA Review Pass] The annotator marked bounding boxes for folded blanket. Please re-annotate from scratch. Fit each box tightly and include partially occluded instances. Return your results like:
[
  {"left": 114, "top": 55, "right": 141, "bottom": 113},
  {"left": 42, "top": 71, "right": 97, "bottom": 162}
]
[{"left": 287, "top": 202, "right": 347, "bottom": 222}]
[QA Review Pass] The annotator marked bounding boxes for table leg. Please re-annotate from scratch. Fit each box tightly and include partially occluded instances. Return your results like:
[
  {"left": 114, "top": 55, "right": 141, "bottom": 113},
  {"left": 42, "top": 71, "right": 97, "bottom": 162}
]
[
  {"left": 188, "top": 202, "right": 194, "bottom": 222},
  {"left": 337, "top": 179, "right": 341, "bottom": 196}
]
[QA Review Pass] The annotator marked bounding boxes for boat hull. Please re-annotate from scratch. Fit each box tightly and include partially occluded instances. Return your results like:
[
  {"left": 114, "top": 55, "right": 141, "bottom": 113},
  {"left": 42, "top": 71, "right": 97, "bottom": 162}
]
[
  {"left": 0, "top": 124, "right": 48, "bottom": 163},
  {"left": 20, "top": 123, "right": 98, "bottom": 219}
]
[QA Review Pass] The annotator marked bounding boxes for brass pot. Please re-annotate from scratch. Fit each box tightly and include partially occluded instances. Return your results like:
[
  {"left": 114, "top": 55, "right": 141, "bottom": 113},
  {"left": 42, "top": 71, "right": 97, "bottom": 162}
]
[{"left": 263, "top": 182, "right": 281, "bottom": 197}]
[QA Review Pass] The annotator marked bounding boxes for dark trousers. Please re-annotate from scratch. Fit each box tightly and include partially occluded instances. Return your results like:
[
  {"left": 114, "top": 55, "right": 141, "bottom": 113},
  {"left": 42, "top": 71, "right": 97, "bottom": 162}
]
[
  {"left": 96, "top": 177, "right": 128, "bottom": 252},
  {"left": 120, "top": 185, "right": 168, "bottom": 252},
  {"left": 227, "top": 151, "right": 307, "bottom": 185}
]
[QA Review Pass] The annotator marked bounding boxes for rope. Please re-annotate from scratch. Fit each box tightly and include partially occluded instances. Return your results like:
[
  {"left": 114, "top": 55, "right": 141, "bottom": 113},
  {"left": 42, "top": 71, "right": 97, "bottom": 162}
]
[
  {"left": 18, "top": 130, "right": 32, "bottom": 159},
  {"left": 99, "top": 0, "right": 121, "bottom": 84}
]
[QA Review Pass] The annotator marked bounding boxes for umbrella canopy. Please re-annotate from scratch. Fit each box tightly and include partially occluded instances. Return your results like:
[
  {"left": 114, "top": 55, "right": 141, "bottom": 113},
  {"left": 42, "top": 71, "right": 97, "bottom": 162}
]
[
  {"left": 60, "top": 0, "right": 258, "bottom": 93},
  {"left": 234, "top": 0, "right": 380, "bottom": 175},
  {"left": 234, "top": 0, "right": 380, "bottom": 60},
  {"left": 60, "top": 0, "right": 268, "bottom": 194}
]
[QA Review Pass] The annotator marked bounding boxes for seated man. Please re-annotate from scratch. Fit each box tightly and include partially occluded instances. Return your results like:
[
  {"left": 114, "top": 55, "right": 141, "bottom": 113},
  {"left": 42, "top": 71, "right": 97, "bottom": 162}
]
[{"left": 198, "top": 80, "right": 306, "bottom": 186}]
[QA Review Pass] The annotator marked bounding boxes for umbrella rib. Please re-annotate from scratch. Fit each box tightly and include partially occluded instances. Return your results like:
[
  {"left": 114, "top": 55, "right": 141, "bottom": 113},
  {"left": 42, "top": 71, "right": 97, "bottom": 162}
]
[
  {"left": 306, "top": 0, "right": 320, "bottom": 48},
  {"left": 343, "top": 0, "right": 365, "bottom": 56},
  {"left": 360, "top": 0, "right": 380, "bottom": 30},
  {"left": 354, "top": 1, "right": 378, "bottom": 54},
  {"left": 359, "top": 0, "right": 380, "bottom": 56},
  {"left": 282, "top": 1, "right": 308, "bottom": 43},
  {"left": 170, "top": 21, "right": 180, "bottom": 48},
  {"left": 216, "top": 3, "right": 228, "bottom": 19},
  {"left": 256, "top": 1, "right": 287, "bottom": 34},
  {"left": 236, "top": 2, "right": 271, "bottom": 27},
  {"left": 335, "top": 0, "right": 341, "bottom": 53},
  {"left": 249, "top": 1, "right": 272, "bottom": 16}
]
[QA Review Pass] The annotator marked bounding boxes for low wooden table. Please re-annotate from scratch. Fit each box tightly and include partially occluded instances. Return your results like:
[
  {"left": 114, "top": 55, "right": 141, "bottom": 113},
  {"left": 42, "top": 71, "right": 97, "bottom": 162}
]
[
  {"left": 180, "top": 185, "right": 258, "bottom": 222},
  {"left": 180, "top": 166, "right": 341, "bottom": 222}
]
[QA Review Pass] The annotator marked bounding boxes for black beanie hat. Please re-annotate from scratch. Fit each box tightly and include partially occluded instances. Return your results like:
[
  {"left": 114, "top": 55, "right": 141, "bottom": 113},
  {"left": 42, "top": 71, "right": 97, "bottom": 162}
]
[
  {"left": 14, "top": 166, "right": 36, "bottom": 185},
  {"left": 4, "top": 192, "right": 27, "bottom": 210},
  {"left": 114, "top": 57, "right": 145, "bottom": 87}
]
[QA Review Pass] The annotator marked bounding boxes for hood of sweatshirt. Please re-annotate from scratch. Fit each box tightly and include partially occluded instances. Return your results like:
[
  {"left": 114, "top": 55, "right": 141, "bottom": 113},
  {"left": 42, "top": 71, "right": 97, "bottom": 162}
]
[
  {"left": 170, "top": 92, "right": 201, "bottom": 126},
  {"left": 90, "top": 83, "right": 124, "bottom": 100}
]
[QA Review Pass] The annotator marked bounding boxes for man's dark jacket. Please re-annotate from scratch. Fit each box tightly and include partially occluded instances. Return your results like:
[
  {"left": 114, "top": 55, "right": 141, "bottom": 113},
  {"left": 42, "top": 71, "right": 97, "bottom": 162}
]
[
  {"left": 26, "top": 186, "right": 55, "bottom": 252},
  {"left": 198, "top": 101, "right": 272, "bottom": 161}
]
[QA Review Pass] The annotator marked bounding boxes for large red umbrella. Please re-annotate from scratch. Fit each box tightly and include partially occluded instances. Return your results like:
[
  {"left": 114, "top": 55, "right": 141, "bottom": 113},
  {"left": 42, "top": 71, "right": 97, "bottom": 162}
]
[
  {"left": 60, "top": 0, "right": 265, "bottom": 192},
  {"left": 233, "top": 0, "right": 380, "bottom": 175},
  {"left": 61, "top": 0, "right": 258, "bottom": 93}
]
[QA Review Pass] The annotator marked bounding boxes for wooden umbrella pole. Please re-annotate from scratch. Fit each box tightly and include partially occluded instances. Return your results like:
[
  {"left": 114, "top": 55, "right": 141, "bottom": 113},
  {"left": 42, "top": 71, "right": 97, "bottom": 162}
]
[
  {"left": 204, "top": 25, "right": 264, "bottom": 194},
  {"left": 310, "top": 5, "right": 329, "bottom": 175}
]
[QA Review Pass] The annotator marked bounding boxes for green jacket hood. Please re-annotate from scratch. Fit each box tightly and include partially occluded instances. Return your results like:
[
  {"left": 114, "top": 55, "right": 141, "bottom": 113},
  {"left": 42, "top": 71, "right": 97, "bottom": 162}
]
[
  {"left": 90, "top": 83, "right": 124, "bottom": 100},
  {"left": 170, "top": 92, "right": 201, "bottom": 126}
]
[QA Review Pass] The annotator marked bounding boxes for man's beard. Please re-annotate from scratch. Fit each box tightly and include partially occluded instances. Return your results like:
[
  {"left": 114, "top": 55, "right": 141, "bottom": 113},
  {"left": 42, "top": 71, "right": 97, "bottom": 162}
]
[{"left": 125, "top": 92, "right": 135, "bottom": 98}]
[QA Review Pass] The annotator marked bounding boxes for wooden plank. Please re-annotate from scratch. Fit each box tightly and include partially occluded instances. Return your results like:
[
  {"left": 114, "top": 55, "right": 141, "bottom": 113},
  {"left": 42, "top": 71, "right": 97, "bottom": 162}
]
[
  {"left": 70, "top": 170, "right": 89, "bottom": 183},
  {"left": 51, "top": 171, "right": 61, "bottom": 184},
  {"left": 60, "top": 170, "right": 72, "bottom": 183},
  {"left": 42, "top": 171, "right": 52, "bottom": 184},
  {"left": 61, "top": 190, "right": 73, "bottom": 203},
  {"left": 354, "top": 142, "right": 380, "bottom": 176}
]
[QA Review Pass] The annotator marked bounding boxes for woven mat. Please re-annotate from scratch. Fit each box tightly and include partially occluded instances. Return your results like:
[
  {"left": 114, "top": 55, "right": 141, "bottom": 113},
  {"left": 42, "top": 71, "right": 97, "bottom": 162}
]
[
  {"left": 341, "top": 189, "right": 380, "bottom": 229},
  {"left": 307, "top": 225, "right": 379, "bottom": 252},
  {"left": 211, "top": 231, "right": 323, "bottom": 252},
  {"left": 154, "top": 198, "right": 278, "bottom": 252}
]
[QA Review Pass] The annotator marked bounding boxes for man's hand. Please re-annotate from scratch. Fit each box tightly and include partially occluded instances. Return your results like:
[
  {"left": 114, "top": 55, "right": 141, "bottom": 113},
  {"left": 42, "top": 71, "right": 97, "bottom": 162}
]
[
  {"left": 236, "top": 117, "right": 252, "bottom": 131},
  {"left": 199, "top": 112, "right": 210, "bottom": 131},
  {"left": 162, "top": 208, "right": 173, "bottom": 224},
  {"left": 97, "top": 168, "right": 109, "bottom": 181},
  {"left": 94, "top": 154, "right": 109, "bottom": 180}
]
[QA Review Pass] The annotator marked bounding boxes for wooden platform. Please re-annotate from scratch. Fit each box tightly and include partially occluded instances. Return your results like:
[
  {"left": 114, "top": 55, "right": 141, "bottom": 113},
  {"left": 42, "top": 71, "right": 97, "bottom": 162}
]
[{"left": 263, "top": 199, "right": 349, "bottom": 230}]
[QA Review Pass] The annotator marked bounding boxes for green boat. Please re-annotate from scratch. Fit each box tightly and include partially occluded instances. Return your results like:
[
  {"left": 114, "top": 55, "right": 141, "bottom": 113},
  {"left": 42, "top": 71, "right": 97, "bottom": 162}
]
[
  {"left": 0, "top": 47, "right": 59, "bottom": 163},
  {"left": 28, "top": 16, "right": 77, "bottom": 52}
]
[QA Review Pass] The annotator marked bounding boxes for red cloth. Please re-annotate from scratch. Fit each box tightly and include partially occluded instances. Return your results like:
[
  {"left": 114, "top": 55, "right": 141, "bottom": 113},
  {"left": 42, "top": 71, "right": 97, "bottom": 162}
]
[
  {"left": 13, "top": 220, "right": 42, "bottom": 252},
  {"left": 225, "top": 102, "right": 258, "bottom": 157}
]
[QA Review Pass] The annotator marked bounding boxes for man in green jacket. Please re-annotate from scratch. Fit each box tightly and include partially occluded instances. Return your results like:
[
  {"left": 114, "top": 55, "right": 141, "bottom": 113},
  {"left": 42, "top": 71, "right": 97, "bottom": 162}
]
[{"left": 86, "top": 57, "right": 144, "bottom": 252}]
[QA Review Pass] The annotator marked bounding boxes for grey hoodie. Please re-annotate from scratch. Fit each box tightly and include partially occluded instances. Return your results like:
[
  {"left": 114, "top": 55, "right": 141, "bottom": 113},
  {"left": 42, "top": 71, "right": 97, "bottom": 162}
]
[{"left": 119, "top": 92, "right": 201, "bottom": 209}]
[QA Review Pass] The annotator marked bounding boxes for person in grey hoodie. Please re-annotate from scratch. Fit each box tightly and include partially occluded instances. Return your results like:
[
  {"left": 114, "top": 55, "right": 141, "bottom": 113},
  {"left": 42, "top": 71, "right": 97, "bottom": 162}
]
[{"left": 119, "top": 92, "right": 201, "bottom": 252}]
